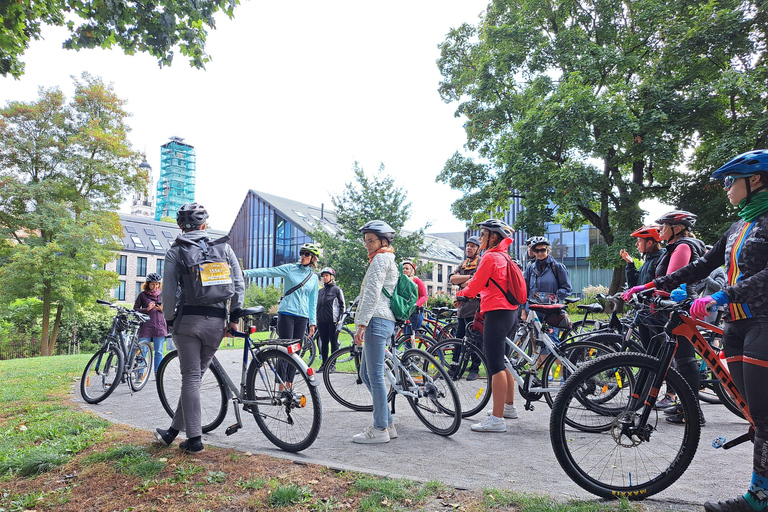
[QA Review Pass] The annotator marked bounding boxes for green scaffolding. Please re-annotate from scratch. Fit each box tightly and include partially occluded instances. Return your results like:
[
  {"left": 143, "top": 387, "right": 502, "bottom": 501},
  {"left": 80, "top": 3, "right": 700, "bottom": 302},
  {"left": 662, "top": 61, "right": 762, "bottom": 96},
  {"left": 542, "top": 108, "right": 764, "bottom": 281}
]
[{"left": 155, "top": 136, "right": 196, "bottom": 220}]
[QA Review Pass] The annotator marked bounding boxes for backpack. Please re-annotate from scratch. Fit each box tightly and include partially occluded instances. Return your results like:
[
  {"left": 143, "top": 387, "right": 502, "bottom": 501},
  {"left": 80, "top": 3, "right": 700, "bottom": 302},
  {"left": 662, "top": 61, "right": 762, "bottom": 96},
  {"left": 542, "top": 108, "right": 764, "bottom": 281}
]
[
  {"left": 382, "top": 269, "right": 419, "bottom": 321},
  {"left": 175, "top": 235, "right": 235, "bottom": 306},
  {"left": 488, "top": 253, "right": 527, "bottom": 306}
]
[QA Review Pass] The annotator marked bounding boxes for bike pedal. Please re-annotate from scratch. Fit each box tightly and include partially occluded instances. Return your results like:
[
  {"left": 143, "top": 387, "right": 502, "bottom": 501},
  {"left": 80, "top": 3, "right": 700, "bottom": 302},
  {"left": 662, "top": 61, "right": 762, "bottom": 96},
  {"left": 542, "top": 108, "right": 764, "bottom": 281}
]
[
  {"left": 225, "top": 424, "right": 240, "bottom": 436},
  {"left": 712, "top": 436, "right": 726, "bottom": 449}
]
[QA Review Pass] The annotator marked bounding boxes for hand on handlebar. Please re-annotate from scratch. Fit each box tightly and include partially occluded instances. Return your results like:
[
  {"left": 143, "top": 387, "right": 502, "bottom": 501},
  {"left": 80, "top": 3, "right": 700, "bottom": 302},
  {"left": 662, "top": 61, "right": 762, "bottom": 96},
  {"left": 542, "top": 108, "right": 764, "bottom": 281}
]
[
  {"left": 622, "top": 285, "right": 648, "bottom": 302},
  {"left": 690, "top": 296, "right": 717, "bottom": 320}
]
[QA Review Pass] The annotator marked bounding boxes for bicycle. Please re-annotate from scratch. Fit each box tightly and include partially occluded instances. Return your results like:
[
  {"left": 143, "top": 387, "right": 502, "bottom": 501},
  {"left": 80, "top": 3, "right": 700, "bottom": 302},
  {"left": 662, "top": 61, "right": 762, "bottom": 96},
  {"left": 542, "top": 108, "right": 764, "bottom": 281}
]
[
  {"left": 322, "top": 319, "right": 462, "bottom": 436},
  {"left": 80, "top": 299, "right": 153, "bottom": 404},
  {"left": 418, "top": 307, "right": 458, "bottom": 341},
  {"left": 549, "top": 297, "right": 753, "bottom": 500},
  {"left": 156, "top": 306, "right": 322, "bottom": 452},
  {"left": 268, "top": 314, "right": 318, "bottom": 367}
]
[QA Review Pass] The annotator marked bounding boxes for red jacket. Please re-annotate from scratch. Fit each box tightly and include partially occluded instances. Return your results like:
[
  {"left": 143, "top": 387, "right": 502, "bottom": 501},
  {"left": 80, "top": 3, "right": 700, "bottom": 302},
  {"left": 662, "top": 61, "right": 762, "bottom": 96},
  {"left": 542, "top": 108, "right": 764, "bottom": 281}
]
[{"left": 457, "top": 237, "right": 518, "bottom": 314}]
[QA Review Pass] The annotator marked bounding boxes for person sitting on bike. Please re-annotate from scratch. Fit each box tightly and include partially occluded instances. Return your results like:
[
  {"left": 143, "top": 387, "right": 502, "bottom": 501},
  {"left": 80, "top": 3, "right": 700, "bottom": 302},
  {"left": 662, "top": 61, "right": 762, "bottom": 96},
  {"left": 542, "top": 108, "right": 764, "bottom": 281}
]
[
  {"left": 449, "top": 235, "right": 483, "bottom": 380},
  {"left": 457, "top": 218, "right": 521, "bottom": 432},
  {"left": 620, "top": 225, "right": 664, "bottom": 288},
  {"left": 353, "top": 220, "right": 399, "bottom": 444},
  {"left": 522, "top": 236, "right": 573, "bottom": 330},
  {"left": 154, "top": 202, "right": 244, "bottom": 454},
  {"left": 624, "top": 210, "right": 707, "bottom": 422},
  {"left": 632, "top": 151, "right": 768, "bottom": 512},
  {"left": 316, "top": 267, "right": 345, "bottom": 373},
  {"left": 694, "top": 246, "right": 727, "bottom": 325},
  {"left": 401, "top": 260, "right": 428, "bottom": 339},
  {"left": 134, "top": 272, "right": 169, "bottom": 374}
]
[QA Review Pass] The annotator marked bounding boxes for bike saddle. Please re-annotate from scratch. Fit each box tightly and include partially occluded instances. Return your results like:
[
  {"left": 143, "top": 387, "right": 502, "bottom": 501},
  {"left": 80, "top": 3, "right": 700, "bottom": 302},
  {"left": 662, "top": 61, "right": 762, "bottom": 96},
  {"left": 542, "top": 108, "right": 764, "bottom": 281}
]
[
  {"left": 577, "top": 303, "right": 604, "bottom": 313},
  {"left": 529, "top": 303, "right": 567, "bottom": 314},
  {"left": 232, "top": 306, "right": 265, "bottom": 320}
]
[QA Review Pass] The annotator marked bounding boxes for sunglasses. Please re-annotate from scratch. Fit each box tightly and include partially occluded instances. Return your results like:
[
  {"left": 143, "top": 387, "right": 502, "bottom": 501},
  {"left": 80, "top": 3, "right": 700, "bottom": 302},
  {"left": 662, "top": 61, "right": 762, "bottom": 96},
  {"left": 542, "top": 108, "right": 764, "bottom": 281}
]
[
  {"left": 532, "top": 248, "right": 548, "bottom": 254},
  {"left": 299, "top": 251, "right": 312, "bottom": 257},
  {"left": 723, "top": 174, "right": 753, "bottom": 190}
]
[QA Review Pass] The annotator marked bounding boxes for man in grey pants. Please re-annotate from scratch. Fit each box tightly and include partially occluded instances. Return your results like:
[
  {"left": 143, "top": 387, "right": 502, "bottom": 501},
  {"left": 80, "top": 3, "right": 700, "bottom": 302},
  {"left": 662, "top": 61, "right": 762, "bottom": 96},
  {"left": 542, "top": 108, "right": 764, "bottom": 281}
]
[{"left": 154, "top": 202, "right": 245, "bottom": 454}]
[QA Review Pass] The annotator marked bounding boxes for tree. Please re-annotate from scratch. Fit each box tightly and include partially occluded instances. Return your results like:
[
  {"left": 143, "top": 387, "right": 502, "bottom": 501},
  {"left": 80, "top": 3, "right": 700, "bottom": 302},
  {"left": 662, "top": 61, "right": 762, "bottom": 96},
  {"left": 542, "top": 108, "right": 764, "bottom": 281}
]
[
  {"left": 310, "top": 163, "right": 429, "bottom": 300},
  {"left": 0, "top": 73, "right": 147, "bottom": 355},
  {"left": 435, "top": 0, "right": 760, "bottom": 292},
  {"left": 0, "top": 0, "right": 241, "bottom": 78}
]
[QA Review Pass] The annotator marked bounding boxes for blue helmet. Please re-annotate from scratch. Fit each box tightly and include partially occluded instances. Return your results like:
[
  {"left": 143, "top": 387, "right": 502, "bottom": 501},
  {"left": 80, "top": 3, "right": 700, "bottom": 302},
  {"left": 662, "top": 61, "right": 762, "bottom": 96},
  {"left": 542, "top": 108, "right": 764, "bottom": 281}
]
[{"left": 712, "top": 150, "right": 768, "bottom": 180}]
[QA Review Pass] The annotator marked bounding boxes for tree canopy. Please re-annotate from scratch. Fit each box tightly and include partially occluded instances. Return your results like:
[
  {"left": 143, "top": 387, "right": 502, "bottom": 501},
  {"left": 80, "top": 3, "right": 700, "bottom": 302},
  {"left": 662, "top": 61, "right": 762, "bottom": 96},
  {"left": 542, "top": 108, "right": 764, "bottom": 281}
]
[
  {"left": 436, "top": 0, "right": 767, "bottom": 291},
  {"left": 0, "top": 0, "right": 240, "bottom": 78}
]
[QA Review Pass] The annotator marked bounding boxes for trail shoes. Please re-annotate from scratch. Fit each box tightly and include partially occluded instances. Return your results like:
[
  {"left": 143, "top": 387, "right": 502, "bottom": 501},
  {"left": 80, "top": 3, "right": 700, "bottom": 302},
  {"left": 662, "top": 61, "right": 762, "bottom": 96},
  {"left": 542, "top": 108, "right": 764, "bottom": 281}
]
[
  {"left": 154, "top": 428, "right": 176, "bottom": 446},
  {"left": 471, "top": 415, "right": 506, "bottom": 432},
  {"left": 179, "top": 439, "right": 205, "bottom": 454},
  {"left": 704, "top": 497, "right": 757, "bottom": 512},
  {"left": 487, "top": 404, "right": 519, "bottom": 419},
  {"left": 653, "top": 394, "right": 677, "bottom": 410},
  {"left": 352, "top": 425, "right": 390, "bottom": 444}
]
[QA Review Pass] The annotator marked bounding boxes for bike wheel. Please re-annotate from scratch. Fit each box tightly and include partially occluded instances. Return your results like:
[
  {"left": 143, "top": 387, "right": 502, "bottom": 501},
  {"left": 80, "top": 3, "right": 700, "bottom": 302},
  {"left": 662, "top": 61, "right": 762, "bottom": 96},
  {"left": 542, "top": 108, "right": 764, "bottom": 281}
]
[
  {"left": 246, "top": 349, "right": 322, "bottom": 452},
  {"left": 155, "top": 350, "right": 228, "bottom": 433},
  {"left": 541, "top": 340, "right": 615, "bottom": 408},
  {"left": 395, "top": 332, "right": 436, "bottom": 352},
  {"left": 128, "top": 340, "right": 153, "bottom": 392},
  {"left": 428, "top": 338, "right": 490, "bottom": 418},
  {"left": 712, "top": 368, "right": 745, "bottom": 419},
  {"left": 81, "top": 344, "right": 125, "bottom": 404},
  {"left": 550, "top": 352, "right": 701, "bottom": 499},
  {"left": 323, "top": 346, "right": 370, "bottom": 411},
  {"left": 437, "top": 321, "right": 459, "bottom": 341},
  {"left": 300, "top": 334, "right": 317, "bottom": 367},
  {"left": 400, "top": 349, "right": 462, "bottom": 436}
]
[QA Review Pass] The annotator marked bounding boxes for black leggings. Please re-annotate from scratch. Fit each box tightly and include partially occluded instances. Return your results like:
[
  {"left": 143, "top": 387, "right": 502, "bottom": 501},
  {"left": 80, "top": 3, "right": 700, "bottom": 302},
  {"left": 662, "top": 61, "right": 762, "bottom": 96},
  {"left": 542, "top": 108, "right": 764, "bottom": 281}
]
[
  {"left": 483, "top": 309, "right": 518, "bottom": 375},
  {"left": 276, "top": 313, "right": 309, "bottom": 383},
  {"left": 317, "top": 322, "right": 339, "bottom": 362},
  {"left": 723, "top": 318, "right": 768, "bottom": 478}
]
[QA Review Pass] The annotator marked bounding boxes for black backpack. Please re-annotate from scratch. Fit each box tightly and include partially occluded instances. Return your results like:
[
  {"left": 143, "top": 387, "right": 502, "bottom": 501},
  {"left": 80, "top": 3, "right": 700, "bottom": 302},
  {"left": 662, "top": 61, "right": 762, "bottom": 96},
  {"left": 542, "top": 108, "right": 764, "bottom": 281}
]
[{"left": 175, "top": 235, "right": 235, "bottom": 306}]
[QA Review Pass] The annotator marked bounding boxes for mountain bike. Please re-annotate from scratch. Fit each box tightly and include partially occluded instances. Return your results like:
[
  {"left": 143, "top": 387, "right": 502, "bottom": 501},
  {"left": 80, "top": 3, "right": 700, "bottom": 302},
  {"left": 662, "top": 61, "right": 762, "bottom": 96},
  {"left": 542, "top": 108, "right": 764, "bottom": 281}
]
[
  {"left": 156, "top": 306, "right": 322, "bottom": 452},
  {"left": 80, "top": 299, "right": 152, "bottom": 404},
  {"left": 549, "top": 297, "right": 753, "bottom": 500},
  {"left": 322, "top": 319, "right": 462, "bottom": 436}
]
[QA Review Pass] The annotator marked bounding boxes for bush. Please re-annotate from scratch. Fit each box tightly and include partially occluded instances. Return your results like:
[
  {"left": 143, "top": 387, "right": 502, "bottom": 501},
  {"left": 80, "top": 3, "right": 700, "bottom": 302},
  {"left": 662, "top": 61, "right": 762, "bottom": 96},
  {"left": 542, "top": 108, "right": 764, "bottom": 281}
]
[
  {"left": 56, "top": 302, "right": 115, "bottom": 354},
  {"left": 244, "top": 283, "right": 282, "bottom": 331},
  {"left": 427, "top": 291, "right": 454, "bottom": 310},
  {"left": 0, "top": 298, "right": 43, "bottom": 360}
]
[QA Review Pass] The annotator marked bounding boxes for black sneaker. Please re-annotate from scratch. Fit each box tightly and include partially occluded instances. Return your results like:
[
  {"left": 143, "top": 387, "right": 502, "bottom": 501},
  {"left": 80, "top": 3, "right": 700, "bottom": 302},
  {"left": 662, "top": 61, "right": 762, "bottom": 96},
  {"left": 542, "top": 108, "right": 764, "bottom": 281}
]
[
  {"left": 666, "top": 412, "right": 706, "bottom": 427},
  {"left": 704, "top": 496, "right": 755, "bottom": 512},
  {"left": 179, "top": 439, "right": 204, "bottom": 454},
  {"left": 663, "top": 404, "right": 683, "bottom": 416},
  {"left": 154, "top": 428, "right": 176, "bottom": 446}
]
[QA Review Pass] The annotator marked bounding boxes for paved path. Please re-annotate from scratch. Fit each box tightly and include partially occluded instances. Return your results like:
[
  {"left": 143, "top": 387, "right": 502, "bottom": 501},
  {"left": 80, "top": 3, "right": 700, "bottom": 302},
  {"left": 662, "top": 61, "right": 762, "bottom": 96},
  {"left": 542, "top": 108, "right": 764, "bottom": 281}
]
[{"left": 74, "top": 349, "right": 751, "bottom": 511}]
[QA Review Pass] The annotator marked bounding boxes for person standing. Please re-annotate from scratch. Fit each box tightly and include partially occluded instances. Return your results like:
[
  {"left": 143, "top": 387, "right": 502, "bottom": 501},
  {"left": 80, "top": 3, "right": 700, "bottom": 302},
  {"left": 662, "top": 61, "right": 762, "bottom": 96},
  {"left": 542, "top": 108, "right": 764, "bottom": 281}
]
[
  {"left": 353, "top": 220, "right": 399, "bottom": 444},
  {"left": 522, "top": 237, "right": 573, "bottom": 333},
  {"left": 316, "top": 267, "right": 345, "bottom": 372},
  {"left": 134, "top": 272, "right": 169, "bottom": 373},
  {"left": 449, "top": 235, "right": 483, "bottom": 380},
  {"left": 620, "top": 225, "right": 664, "bottom": 289},
  {"left": 401, "top": 260, "right": 428, "bottom": 336},
  {"left": 154, "top": 203, "right": 244, "bottom": 454}
]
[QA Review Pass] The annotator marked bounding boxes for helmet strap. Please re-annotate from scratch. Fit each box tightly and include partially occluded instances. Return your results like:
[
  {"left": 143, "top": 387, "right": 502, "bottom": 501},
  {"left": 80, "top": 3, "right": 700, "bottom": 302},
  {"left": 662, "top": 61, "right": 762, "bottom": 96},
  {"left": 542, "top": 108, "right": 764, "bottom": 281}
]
[{"left": 745, "top": 177, "right": 768, "bottom": 205}]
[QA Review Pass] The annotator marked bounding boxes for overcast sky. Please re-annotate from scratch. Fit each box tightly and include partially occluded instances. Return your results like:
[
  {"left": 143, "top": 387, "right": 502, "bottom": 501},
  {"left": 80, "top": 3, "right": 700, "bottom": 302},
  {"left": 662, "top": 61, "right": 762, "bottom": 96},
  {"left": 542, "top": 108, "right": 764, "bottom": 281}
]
[{"left": 0, "top": 1, "right": 495, "bottom": 234}]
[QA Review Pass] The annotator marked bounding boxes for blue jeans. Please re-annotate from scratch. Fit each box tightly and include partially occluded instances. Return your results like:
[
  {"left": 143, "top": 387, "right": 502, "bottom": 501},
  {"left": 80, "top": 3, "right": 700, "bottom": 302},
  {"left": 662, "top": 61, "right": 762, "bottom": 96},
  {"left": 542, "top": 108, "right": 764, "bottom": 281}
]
[
  {"left": 141, "top": 336, "right": 170, "bottom": 372},
  {"left": 360, "top": 317, "right": 396, "bottom": 430}
]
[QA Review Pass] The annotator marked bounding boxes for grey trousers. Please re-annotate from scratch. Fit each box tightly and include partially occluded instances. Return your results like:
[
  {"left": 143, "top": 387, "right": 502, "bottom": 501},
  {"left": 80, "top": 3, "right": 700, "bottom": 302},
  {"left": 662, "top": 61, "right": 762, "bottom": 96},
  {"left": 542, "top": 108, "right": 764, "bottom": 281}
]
[{"left": 170, "top": 314, "right": 227, "bottom": 438}]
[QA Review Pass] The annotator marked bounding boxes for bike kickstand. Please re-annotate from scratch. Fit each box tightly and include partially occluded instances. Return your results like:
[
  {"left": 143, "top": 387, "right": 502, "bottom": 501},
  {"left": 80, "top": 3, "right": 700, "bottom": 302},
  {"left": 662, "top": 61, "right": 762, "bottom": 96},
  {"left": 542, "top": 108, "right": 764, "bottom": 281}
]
[{"left": 225, "top": 397, "right": 243, "bottom": 436}]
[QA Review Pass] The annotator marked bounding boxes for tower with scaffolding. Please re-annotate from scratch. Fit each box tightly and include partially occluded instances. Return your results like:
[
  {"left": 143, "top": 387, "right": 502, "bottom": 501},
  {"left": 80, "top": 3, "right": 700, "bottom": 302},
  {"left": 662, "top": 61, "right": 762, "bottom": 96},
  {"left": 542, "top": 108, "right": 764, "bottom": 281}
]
[{"left": 155, "top": 136, "right": 196, "bottom": 220}]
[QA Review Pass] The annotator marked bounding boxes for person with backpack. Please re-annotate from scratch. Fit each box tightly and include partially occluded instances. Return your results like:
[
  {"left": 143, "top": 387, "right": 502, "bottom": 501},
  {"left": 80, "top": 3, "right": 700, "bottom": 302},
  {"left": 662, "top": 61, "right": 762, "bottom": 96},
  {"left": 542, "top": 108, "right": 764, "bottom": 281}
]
[
  {"left": 316, "top": 267, "right": 345, "bottom": 372},
  {"left": 400, "top": 260, "right": 428, "bottom": 340},
  {"left": 449, "top": 235, "right": 483, "bottom": 380},
  {"left": 522, "top": 236, "right": 573, "bottom": 331},
  {"left": 154, "top": 202, "right": 244, "bottom": 454},
  {"left": 134, "top": 272, "right": 169, "bottom": 373},
  {"left": 456, "top": 219, "right": 524, "bottom": 432},
  {"left": 353, "top": 220, "right": 400, "bottom": 444}
]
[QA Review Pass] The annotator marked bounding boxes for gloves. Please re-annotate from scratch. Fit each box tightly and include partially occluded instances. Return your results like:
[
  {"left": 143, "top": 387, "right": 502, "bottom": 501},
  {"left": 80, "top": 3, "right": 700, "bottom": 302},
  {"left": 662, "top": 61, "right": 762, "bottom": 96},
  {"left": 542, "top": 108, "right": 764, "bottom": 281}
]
[
  {"left": 622, "top": 285, "right": 648, "bottom": 302},
  {"left": 690, "top": 296, "right": 716, "bottom": 320},
  {"left": 670, "top": 284, "right": 687, "bottom": 302}
]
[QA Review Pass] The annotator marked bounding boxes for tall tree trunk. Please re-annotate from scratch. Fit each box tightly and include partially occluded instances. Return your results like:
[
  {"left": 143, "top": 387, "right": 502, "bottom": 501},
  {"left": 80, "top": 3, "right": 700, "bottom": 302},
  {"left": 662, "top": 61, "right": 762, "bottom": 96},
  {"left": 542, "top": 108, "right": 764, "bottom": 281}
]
[
  {"left": 49, "top": 303, "right": 63, "bottom": 356},
  {"left": 608, "top": 266, "right": 625, "bottom": 295},
  {"left": 40, "top": 281, "right": 52, "bottom": 356}
]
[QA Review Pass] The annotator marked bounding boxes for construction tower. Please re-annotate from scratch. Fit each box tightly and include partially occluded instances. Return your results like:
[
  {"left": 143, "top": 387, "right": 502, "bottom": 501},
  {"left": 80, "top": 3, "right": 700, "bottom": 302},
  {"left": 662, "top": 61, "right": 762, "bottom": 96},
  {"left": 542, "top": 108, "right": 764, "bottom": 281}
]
[{"left": 155, "top": 136, "right": 196, "bottom": 220}]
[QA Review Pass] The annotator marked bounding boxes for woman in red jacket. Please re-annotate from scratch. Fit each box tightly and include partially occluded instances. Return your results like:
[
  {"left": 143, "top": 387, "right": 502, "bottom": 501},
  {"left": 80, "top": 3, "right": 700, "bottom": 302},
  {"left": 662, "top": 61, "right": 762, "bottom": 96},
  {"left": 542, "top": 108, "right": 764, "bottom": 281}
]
[{"left": 457, "top": 219, "right": 521, "bottom": 433}]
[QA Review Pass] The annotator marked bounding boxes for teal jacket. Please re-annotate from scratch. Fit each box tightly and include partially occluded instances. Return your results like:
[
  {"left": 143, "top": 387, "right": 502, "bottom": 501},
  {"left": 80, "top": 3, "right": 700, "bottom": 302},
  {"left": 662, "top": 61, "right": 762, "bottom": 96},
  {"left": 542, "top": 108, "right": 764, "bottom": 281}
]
[{"left": 244, "top": 263, "right": 318, "bottom": 325}]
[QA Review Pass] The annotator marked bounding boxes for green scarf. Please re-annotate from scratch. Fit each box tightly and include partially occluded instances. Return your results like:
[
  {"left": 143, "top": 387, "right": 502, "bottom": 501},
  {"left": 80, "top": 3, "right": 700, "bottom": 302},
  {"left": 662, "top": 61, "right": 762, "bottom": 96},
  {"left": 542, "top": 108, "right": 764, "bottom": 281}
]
[{"left": 738, "top": 191, "right": 768, "bottom": 222}]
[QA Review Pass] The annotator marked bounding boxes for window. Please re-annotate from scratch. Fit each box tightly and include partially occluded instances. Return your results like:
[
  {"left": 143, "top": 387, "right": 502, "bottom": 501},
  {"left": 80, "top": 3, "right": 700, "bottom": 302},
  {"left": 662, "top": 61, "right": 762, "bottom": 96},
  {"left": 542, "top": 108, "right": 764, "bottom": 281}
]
[
  {"left": 156, "top": 259, "right": 164, "bottom": 275},
  {"left": 144, "top": 228, "right": 156, "bottom": 235},
  {"left": 115, "top": 281, "right": 126, "bottom": 301},
  {"left": 116, "top": 255, "right": 127, "bottom": 275},
  {"left": 447, "top": 265, "right": 453, "bottom": 277},
  {"left": 162, "top": 230, "right": 174, "bottom": 238},
  {"left": 437, "top": 264, "right": 443, "bottom": 283},
  {"left": 125, "top": 225, "right": 137, "bottom": 233},
  {"left": 137, "top": 257, "right": 147, "bottom": 277},
  {"left": 428, "top": 286, "right": 433, "bottom": 295},
  {"left": 136, "top": 281, "right": 144, "bottom": 297},
  {"left": 150, "top": 239, "right": 163, "bottom": 250},
  {"left": 131, "top": 236, "right": 144, "bottom": 248}
]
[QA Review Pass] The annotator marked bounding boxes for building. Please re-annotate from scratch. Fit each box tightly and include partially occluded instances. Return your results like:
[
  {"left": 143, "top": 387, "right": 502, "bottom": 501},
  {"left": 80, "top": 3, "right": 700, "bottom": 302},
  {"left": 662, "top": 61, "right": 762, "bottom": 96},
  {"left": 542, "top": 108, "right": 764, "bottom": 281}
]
[
  {"left": 155, "top": 137, "right": 195, "bottom": 220},
  {"left": 130, "top": 160, "right": 155, "bottom": 217},
  {"left": 411, "top": 233, "right": 464, "bottom": 296}
]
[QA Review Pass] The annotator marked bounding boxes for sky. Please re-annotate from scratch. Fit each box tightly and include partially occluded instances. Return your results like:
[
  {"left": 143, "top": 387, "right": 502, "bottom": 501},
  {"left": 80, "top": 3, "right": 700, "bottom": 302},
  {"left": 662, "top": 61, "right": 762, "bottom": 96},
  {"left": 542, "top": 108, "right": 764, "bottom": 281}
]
[{"left": 0, "top": 1, "right": 495, "bottom": 234}]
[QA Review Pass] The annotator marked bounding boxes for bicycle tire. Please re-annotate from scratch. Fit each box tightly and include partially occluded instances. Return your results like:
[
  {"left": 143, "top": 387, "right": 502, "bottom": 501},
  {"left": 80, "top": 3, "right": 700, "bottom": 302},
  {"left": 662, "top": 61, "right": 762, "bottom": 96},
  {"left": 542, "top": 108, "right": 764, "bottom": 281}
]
[
  {"left": 580, "top": 331, "right": 644, "bottom": 353},
  {"left": 395, "top": 332, "right": 436, "bottom": 352},
  {"left": 246, "top": 349, "right": 322, "bottom": 452},
  {"left": 81, "top": 343, "right": 125, "bottom": 404},
  {"left": 323, "top": 345, "right": 394, "bottom": 411},
  {"left": 541, "top": 340, "right": 615, "bottom": 409},
  {"left": 550, "top": 352, "right": 701, "bottom": 499},
  {"left": 712, "top": 374, "right": 745, "bottom": 419},
  {"left": 400, "top": 348, "right": 462, "bottom": 436},
  {"left": 300, "top": 334, "right": 317, "bottom": 367},
  {"left": 155, "top": 350, "right": 228, "bottom": 433},
  {"left": 436, "top": 321, "right": 459, "bottom": 341},
  {"left": 428, "top": 338, "right": 490, "bottom": 418},
  {"left": 128, "top": 340, "right": 153, "bottom": 392},
  {"left": 335, "top": 327, "right": 355, "bottom": 362}
]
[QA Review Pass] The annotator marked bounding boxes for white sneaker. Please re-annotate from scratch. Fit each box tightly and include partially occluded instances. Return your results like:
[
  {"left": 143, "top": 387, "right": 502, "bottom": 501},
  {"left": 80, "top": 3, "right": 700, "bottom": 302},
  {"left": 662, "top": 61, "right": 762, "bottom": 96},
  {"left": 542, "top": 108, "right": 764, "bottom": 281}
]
[
  {"left": 487, "top": 404, "right": 518, "bottom": 419},
  {"left": 352, "top": 425, "right": 390, "bottom": 444},
  {"left": 471, "top": 415, "right": 506, "bottom": 432},
  {"left": 388, "top": 424, "right": 398, "bottom": 439}
]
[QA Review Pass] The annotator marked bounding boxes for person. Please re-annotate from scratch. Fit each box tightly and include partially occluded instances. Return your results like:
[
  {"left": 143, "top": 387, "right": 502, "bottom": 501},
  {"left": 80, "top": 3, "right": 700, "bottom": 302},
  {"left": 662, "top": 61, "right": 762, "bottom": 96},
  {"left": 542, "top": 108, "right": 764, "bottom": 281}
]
[
  {"left": 401, "top": 260, "right": 428, "bottom": 336},
  {"left": 316, "top": 267, "right": 345, "bottom": 372},
  {"left": 694, "top": 247, "right": 727, "bottom": 325},
  {"left": 623, "top": 210, "right": 707, "bottom": 422},
  {"left": 522, "top": 236, "right": 573, "bottom": 328},
  {"left": 134, "top": 272, "right": 169, "bottom": 374},
  {"left": 449, "top": 235, "right": 483, "bottom": 380},
  {"left": 632, "top": 150, "right": 768, "bottom": 512},
  {"left": 154, "top": 202, "right": 244, "bottom": 454},
  {"left": 457, "top": 219, "right": 521, "bottom": 432},
  {"left": 524, "top": 236, "right": 537, "bottom": 268},
  {"left": 353, "top": 220, "right": 400, "bottom": 444},
  {"left": 619, "top": 225, "right": 664, "bottom": 288}
]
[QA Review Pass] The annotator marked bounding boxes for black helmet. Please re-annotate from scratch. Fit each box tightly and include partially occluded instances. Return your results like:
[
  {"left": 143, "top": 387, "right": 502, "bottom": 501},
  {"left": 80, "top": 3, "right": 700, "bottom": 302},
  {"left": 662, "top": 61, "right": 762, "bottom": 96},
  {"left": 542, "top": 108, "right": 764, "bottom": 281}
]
[
  {"left": 477, "top": 218, "right": 513, "bottom": 239},
  {"left": 359, "top": 220, "right": 395, "bottom": 243},
  {"left": 177, "top": 202, "right": 209, "bottom": 229},
  {"left": 655, "top": 210, "right": 696, "bottom": 229},
  {"left": 146, "top": 273, "right": 162, "bottom": 283},
  {"left": 528, "top": 236, "right": 550, "bottom": 248},
  {"left": 466, "top": 236, "right": 481, "bottom": 247}
]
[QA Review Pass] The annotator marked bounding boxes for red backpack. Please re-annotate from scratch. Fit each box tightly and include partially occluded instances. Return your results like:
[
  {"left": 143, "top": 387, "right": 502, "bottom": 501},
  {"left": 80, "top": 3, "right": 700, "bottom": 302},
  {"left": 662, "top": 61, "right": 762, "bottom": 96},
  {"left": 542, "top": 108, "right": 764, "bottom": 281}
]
[{"left": 487, "top": 253, "right": 527, "bottom": 306}]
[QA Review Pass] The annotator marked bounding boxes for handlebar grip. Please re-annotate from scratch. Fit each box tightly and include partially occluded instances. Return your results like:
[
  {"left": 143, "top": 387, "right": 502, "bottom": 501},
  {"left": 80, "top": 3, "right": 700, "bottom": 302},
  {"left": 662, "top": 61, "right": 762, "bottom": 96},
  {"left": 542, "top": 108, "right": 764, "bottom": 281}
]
[{"left": 228, "top": 328, "right": 246, "bottom": 338}]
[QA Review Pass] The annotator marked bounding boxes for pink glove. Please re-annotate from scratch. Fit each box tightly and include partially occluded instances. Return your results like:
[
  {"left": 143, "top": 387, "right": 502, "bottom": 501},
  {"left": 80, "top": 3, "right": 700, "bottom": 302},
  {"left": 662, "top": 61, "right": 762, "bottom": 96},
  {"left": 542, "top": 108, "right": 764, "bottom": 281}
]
[
  {"left": 690, "top": 296, "right": 716, "bottom": 320},
  {"left": 622, "top": 285, "right": 648, "bottom": 302}
]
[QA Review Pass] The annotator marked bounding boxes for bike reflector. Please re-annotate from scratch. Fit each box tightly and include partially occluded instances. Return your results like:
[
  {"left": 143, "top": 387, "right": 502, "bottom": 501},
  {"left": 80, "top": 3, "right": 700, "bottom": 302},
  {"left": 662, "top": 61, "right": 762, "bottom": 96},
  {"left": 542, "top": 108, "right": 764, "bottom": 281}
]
[
  {"left": 249, "top": 326, "right": 257, "bottom": 334},
  {"left": 286, "top": 342, "right": 301, "bottom": 354},
  {"left": 306, "top": 367, "right": 315, "bottom": 377}
]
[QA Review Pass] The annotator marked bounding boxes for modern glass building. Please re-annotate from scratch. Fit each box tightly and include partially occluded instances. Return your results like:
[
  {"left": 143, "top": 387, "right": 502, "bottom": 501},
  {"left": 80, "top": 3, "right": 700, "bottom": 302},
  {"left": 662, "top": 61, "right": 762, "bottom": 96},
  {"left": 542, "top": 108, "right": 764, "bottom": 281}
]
[{"left": 155, "top": 137, "right": 196, "bottom": 220}]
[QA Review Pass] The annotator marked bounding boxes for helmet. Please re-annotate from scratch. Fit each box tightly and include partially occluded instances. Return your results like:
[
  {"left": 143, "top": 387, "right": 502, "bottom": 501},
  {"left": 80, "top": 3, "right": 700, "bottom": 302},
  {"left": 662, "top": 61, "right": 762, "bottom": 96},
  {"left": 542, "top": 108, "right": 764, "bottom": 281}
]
[
  {"left": 177, "top": 202, "right": 209, "bottom": 229},
  {"left": 477, "top": 218, "right": 513, "bottom": 239},
  {"left": 655, "top": 210, "right": 696, "bottom": 229},
  {"left": 146, "top": 273, "right": 162, "bottom": 283},
  {"left": 712, "top": 150, "right": 768, "bottom": 180},
  {"left": 300, "top": 243, "right": 320, "bottom": 257},
  {"left": 401, "top": 260, "right": 416, "bottom": 271},
  {"left": 320, "top": 267, "right": 335, "bottom": 276},
  {"left": 630, "top": 225, "right": 662, "bottom": 242},
  {"left": 466, "top": 236, "right": 481, "bottom": 247},
  {"left": 528, "top": 236, "right": 550, "bottom": 248},
  {"left": 359, "top": 220, "right": 395, "bottom": 243}
]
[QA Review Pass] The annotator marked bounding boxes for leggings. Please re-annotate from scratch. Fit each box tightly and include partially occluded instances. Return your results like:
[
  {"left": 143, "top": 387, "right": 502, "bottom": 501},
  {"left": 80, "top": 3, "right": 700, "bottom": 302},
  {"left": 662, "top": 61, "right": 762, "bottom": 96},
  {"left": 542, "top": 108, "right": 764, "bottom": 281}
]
[
  {"left": 276, "top": 313, "right": 309, "bottom": 383},
  {"left": 483, "top": 309, "right": 518, "bottom": 375},
  {"left": 317, "top": 322, "right": 339, "bottom": 362}
]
